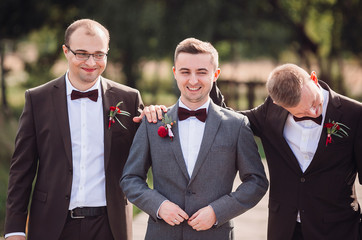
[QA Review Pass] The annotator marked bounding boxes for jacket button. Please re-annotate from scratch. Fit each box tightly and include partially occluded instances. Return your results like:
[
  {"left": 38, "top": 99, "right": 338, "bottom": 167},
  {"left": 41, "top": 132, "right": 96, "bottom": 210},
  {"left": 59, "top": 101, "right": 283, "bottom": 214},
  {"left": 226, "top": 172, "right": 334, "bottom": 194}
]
[
  {"left": 65, "top": 195, "right": 70, "bottom": 200},
  {"left": 300, "top": 177, "right": 305, "bottom": 183}
]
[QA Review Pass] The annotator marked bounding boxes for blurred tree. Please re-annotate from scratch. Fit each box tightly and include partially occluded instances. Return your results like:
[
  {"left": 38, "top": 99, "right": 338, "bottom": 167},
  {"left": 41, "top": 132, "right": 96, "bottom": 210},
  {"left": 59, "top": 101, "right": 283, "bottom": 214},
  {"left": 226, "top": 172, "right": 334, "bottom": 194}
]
[
  {"left": 78, "top": 0, "right": 167, "bottom": 88},
  {"left": 0, "top": 0, "right": 80, "bottom": 111}
]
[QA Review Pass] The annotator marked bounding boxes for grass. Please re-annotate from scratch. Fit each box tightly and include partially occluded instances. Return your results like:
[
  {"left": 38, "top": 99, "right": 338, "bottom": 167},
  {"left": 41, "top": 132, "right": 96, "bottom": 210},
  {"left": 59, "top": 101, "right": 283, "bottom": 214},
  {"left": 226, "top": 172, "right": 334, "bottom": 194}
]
[{"left": 0, "top": 110, "right": 18, "bottom": 236}]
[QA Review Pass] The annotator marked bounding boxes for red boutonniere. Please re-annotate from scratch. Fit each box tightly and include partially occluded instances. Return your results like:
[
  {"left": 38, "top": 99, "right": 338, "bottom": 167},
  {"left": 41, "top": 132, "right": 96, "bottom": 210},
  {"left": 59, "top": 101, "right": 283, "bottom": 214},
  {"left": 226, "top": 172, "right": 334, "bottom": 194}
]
[
  {"left": 324, "top": 119, "right": 349, "bottom": 146},
  {"left": 311, "top": 71, "right": 318, "bottom": 84},
  {"left": 158, "top": 114, "right": 176, "bottom": 140},
  {"left": 108, "top": 101, "right": 131, "bottom": 129}
]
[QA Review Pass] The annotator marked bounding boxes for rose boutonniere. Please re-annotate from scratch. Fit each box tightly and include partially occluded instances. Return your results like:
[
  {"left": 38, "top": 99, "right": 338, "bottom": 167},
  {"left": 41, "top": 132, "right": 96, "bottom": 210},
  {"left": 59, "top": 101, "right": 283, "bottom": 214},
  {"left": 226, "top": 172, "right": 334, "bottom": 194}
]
[
  {"left": 324, "top": 119, "right": 350, "bottom": 146},
  {"left": 158, "top": 114, "right": 176, "bottom": 140},
  {"left": 108, "top": 101, "right": 131, "bottom": 129}
]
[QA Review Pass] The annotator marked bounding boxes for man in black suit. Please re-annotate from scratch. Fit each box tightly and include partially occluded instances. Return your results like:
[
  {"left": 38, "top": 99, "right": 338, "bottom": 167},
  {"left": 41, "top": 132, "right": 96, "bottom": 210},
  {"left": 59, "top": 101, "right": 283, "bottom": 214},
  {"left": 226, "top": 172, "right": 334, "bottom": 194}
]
[{"left": 210, "top": 63, "right": 362, "bottom": 240}]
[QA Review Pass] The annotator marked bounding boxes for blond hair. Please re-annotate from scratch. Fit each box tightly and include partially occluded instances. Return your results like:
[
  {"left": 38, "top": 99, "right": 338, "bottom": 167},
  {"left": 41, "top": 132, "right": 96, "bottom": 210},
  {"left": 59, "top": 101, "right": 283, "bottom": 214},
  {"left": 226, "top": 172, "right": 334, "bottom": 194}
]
[
  {"left": 174, "top": 38, "right": 219, "bottom": 70},
  {"left": 266, "top": 63, "right": 310, "bottom": 107}
]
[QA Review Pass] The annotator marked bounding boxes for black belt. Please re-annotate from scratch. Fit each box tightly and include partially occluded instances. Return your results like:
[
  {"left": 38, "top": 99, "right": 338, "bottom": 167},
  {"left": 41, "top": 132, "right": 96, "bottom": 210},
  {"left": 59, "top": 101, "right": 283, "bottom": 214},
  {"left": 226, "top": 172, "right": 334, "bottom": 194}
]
[{"left": 69, "top": 206, "right": 107, "bottom": 219}]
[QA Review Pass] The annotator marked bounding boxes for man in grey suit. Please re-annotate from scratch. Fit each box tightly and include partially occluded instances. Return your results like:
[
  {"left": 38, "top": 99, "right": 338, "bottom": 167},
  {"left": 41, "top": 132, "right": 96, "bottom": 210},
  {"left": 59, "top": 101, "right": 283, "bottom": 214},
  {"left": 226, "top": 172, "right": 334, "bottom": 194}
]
[{"left": 120, "top": 38, "right": 268, "bottom": 240}]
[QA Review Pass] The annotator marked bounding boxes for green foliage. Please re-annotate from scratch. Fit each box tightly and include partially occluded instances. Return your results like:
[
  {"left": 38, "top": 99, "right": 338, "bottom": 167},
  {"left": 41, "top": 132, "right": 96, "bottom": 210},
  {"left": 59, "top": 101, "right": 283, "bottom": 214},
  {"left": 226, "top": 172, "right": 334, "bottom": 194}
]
[
  {"left": 0, "top": 165, "right": 9, "bottom": 236},
  {"left": 0, "top": 111, "right": 17, "bottom": 235}
]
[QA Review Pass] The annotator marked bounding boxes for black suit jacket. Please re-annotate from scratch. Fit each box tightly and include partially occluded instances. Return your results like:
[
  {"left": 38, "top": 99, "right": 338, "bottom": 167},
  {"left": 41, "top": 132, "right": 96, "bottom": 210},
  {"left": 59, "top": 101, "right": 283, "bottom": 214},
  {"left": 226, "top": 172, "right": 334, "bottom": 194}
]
[
  {"left": 5, "top": 75, "right": 143, "bottom": 240},
  {"left": 211, "top": 81, "right": 362, "bottom": 240}
]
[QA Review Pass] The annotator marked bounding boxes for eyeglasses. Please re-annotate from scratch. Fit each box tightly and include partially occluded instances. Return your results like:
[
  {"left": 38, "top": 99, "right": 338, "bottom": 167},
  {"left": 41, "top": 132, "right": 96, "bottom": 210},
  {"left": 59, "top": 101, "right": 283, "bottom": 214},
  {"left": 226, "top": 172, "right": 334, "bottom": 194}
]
[{"left": 65, "top": 45, "right": 108, "bottom": 61}]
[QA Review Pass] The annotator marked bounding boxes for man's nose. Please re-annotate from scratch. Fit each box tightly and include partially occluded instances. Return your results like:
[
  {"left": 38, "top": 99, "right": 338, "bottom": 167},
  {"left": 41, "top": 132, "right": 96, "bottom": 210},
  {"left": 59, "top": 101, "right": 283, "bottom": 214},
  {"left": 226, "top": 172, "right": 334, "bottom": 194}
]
[
  {"left": 189, "top": 74, "right": 198, "bottom": 84},
  {"left": 85, "top": 55, "right": 97, "bottom": 65}
]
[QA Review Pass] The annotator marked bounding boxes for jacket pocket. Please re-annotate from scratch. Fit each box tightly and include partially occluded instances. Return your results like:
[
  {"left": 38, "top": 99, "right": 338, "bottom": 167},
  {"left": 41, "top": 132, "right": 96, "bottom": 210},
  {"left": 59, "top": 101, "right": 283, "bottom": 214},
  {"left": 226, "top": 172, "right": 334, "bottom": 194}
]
[
  {"left": 33, "top": 189, "right": 47, "bottom": 202},
  {"left": 323, "top": 208, "right": 359, "bottom": 223}
]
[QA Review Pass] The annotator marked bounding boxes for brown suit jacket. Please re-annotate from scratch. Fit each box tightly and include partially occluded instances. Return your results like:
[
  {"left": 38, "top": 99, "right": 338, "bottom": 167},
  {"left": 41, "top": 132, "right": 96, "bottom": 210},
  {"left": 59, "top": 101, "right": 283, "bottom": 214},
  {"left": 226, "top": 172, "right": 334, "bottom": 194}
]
[
  {"left": 5, "top": 75, "right": 143, "bottom": 240},
  {"left": 211, "top": 81, "right": 362, "bottom": 240}
]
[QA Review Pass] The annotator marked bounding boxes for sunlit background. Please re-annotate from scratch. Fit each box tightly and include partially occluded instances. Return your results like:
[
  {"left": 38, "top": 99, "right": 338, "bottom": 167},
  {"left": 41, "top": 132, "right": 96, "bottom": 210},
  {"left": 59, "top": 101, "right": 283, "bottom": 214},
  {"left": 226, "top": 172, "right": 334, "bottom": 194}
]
[{"left": 1, "top": 0, "right": 362, "bottom": 236}]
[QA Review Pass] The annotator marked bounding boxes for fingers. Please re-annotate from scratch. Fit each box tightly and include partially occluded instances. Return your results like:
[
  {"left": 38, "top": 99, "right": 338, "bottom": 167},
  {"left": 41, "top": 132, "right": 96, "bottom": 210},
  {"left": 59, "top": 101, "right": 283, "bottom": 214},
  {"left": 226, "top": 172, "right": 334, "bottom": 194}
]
[
  {"left": 350, "top": 184, "right": 359, "bottom": 211},
  {"left": 188, "top": 206, "right": 216, "bottom": 231},
  {"left": 140, "top": 105, "right": 168, "bottom": 123},
  {"left": 159, "top": 201, "right": 189, "bottom": 226},
  {"left": 351, "top": 201, "right": 359, "bottom": 211},
  {"left": 6, "top": 236, "right": 26, "bottom": 240},
  {"left": 133, "top": 116, "right": 142, "bottom": 123}
]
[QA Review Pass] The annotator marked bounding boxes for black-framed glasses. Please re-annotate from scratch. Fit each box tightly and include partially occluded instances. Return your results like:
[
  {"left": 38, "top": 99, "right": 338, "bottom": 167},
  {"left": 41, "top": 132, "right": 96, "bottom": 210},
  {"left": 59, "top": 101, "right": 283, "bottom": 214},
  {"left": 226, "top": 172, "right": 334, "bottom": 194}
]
[{"left": 65, "top": 45, "right": 108, "bottom": 61}]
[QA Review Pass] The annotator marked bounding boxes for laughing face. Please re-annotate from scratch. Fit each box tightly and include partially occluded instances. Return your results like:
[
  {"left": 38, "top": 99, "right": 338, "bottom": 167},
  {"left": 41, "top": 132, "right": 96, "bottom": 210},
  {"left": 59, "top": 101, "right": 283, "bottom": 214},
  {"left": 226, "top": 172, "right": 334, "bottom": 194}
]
[
  {"left": 63, "top": 26, "right": 108, "bottom": 91},
  {"left": 282, "top": 79, "right": 324, "bottom": 118},
  {"left": 173, "top": 53, "right": 220, "bottom": 110}
]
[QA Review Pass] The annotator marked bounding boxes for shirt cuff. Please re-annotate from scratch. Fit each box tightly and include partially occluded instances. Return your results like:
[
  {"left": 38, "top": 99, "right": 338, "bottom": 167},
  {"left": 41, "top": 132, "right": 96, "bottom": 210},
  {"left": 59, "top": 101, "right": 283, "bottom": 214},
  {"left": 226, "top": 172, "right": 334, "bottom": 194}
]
[{"left": 5, "top": 232, "right": 26, "bottom": 238}]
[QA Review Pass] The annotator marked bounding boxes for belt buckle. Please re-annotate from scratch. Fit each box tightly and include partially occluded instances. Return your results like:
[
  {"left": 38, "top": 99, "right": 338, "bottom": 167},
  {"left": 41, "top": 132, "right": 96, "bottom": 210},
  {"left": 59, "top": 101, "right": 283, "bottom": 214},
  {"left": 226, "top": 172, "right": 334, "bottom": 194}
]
[{"left": 70, "top": 209, "right": 85, "bottom": 219}]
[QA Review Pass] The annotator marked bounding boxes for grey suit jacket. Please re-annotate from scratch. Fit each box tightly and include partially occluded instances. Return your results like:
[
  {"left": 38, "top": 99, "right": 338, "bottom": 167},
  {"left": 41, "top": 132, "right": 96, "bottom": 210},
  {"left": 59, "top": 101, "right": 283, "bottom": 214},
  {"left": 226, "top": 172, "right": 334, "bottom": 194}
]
[{"left": 121, "top": 100, "right": 268, "bottom": 240}]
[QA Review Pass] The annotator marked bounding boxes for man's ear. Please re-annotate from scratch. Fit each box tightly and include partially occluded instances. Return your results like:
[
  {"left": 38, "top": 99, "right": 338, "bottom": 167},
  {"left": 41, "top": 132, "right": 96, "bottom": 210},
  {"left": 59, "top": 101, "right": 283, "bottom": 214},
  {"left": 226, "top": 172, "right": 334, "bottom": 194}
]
[
  {"left": 172, "top": 66, "right": 176, "bottom": 78},
  {"left": 310, "top": 71, "right": 318, "bottom": 85},
  {"left": 62, "top": 44, "right": 68, "bottom": 56},
  {"left": 213, "top": 68, "right": 221, "bottom": 82}
]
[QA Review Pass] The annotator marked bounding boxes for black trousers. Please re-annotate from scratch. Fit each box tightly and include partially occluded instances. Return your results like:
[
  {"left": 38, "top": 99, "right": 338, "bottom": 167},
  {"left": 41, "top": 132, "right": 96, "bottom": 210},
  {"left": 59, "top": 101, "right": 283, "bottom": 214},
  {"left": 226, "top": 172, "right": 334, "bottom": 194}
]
[
  {"left": 59, "top": 212, "right": 114, "bottom": 240},
  {"left": 292, "top": 222, "right": 304, "bottom": 240}
]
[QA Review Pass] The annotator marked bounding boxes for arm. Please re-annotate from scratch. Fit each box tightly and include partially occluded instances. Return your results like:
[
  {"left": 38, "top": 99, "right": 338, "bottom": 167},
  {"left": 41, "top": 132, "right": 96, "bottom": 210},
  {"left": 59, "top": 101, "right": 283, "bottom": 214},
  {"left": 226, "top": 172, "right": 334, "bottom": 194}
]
[
  {"left": 210, "top": 82, "right": 270, "bottom": 137},
  {"left": 5, "top": 91, "right": 38, "bottom": 235},
  {"left": 208, "top": 118, "right": 269, "bottom": 226},
  {"left": 355, "top": 105, "right": 362, "bottom": 184},
  {"left": 120, "top": 119, "right": 185, "bottom": 222}
]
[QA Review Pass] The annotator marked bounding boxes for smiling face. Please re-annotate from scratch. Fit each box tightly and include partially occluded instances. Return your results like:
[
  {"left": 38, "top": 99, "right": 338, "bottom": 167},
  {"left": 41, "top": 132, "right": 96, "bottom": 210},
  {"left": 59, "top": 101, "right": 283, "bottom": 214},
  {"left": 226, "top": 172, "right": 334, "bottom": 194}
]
[
  {"left": 62, "top": 26, "right": 108, "bottom": 91},
  {"left": 281, "top": 79, "right": 324, "bottom": 118},
  {"left": 173, "top": 53, "right": 220, "bottom": 110}
]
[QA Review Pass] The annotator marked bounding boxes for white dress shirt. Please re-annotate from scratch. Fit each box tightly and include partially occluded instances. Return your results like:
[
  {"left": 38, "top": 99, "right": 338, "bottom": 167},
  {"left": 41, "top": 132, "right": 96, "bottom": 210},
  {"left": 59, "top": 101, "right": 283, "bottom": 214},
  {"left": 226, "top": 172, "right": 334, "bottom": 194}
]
[
  {"left": 283, "top": 87, "right": 329, "bottom": 222},
  {"left": 178, "top": 99, "right": 210, "bottom": 177},
  {"left": 156, "top": 99, "right": 210, "bottom": 217},
  {"left": 66, "top": 73, "right": 107, "bottom": 210}
]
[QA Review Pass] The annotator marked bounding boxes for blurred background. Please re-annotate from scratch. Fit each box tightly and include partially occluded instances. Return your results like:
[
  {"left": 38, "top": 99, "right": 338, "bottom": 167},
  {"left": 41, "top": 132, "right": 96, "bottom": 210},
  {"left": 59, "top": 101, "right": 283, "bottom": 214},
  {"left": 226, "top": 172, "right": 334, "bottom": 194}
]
[{"left": 1, "top": 0, "right": 362, "bottom": 236}]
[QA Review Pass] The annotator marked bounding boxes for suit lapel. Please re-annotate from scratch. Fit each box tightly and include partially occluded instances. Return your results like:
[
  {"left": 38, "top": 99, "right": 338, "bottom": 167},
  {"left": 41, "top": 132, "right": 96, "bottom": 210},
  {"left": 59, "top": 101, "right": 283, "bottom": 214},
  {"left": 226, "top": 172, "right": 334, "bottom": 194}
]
[
  {"left": 167, "top": 103, "right": 190, "bottom": 181},
  {"left": 305, "top": 83, "right": 342, "bottom": 174},
  {"left": 52, "top": 76, "right": 72, "bottom": 166},
  {"left": 270, "top": 106, "right": 304, "bottom": 174},
  {"left": 189, "top": 102, "right": 222, "bottom": 184},
  {"left": 101, "top": 78, "right": 114, "bottom": 170}
]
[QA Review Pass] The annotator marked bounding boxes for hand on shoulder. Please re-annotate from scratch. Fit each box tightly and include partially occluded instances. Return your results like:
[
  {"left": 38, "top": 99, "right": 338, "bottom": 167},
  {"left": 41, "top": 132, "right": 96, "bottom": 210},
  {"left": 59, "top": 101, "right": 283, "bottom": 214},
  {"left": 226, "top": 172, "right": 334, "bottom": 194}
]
[{"left": 133, "top": 105, "right": 167, "bottom": 123}]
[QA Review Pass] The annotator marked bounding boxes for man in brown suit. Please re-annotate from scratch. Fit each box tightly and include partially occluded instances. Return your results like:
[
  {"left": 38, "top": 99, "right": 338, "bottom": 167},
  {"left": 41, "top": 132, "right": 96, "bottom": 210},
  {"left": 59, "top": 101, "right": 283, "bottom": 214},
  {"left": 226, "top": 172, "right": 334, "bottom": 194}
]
[{"left": 5, "top": 19, "right": 148, "bottom": 240}]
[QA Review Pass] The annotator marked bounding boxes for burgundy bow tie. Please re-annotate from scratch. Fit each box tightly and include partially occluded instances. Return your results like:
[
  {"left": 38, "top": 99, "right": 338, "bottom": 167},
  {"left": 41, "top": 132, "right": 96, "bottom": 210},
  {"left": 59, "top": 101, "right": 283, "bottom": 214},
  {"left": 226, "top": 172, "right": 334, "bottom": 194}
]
[
  {"left": 293, "top": 115, "right": 323, "bottom": 125},
  {"left": 71, "top": 89, "right": 98, "bottom": 102},
  {"left": 178, "top": 107, "right": 207, "bottom": 122}
]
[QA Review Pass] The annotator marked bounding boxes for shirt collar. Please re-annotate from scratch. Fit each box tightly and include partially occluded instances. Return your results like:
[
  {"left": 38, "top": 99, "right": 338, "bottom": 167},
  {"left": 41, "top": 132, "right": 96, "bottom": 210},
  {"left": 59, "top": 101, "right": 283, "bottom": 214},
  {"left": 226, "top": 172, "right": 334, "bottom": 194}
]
[
  {"left": 179, "top": 98, "right": 211, "bottom": 113},
  {"left": 65, "top": 71, "right": 101, "bottom": 97}
]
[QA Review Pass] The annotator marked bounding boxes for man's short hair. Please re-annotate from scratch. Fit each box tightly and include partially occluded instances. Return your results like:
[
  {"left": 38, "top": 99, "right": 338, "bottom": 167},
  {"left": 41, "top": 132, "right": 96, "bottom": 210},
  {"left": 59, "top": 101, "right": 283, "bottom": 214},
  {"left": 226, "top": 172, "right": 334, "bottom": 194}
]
[
  {"left": 174, "top": 38, "right": 219, "bottom": 70},
  {"left": 64, "top": 19, "right": 110, "bottom": 47},
  {"left": 266, "top": 63, "right": 310, "bottom": 107}
]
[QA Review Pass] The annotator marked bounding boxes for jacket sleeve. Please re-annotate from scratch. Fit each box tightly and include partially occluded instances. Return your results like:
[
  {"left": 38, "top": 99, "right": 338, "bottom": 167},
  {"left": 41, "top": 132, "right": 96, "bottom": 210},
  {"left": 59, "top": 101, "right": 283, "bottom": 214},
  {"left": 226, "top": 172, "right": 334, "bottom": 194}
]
[
  {"left": 209, "top": 117, "right": 268, "bottom": 225},
  {"left": 120, "top": 119, "right": 168, "bottom": 221},
  {"left": 5, "top": 90, "right": 39, "bottom": 234},
  {"left": 210, "top": 82, "right": 270, "bottom": 138}
]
